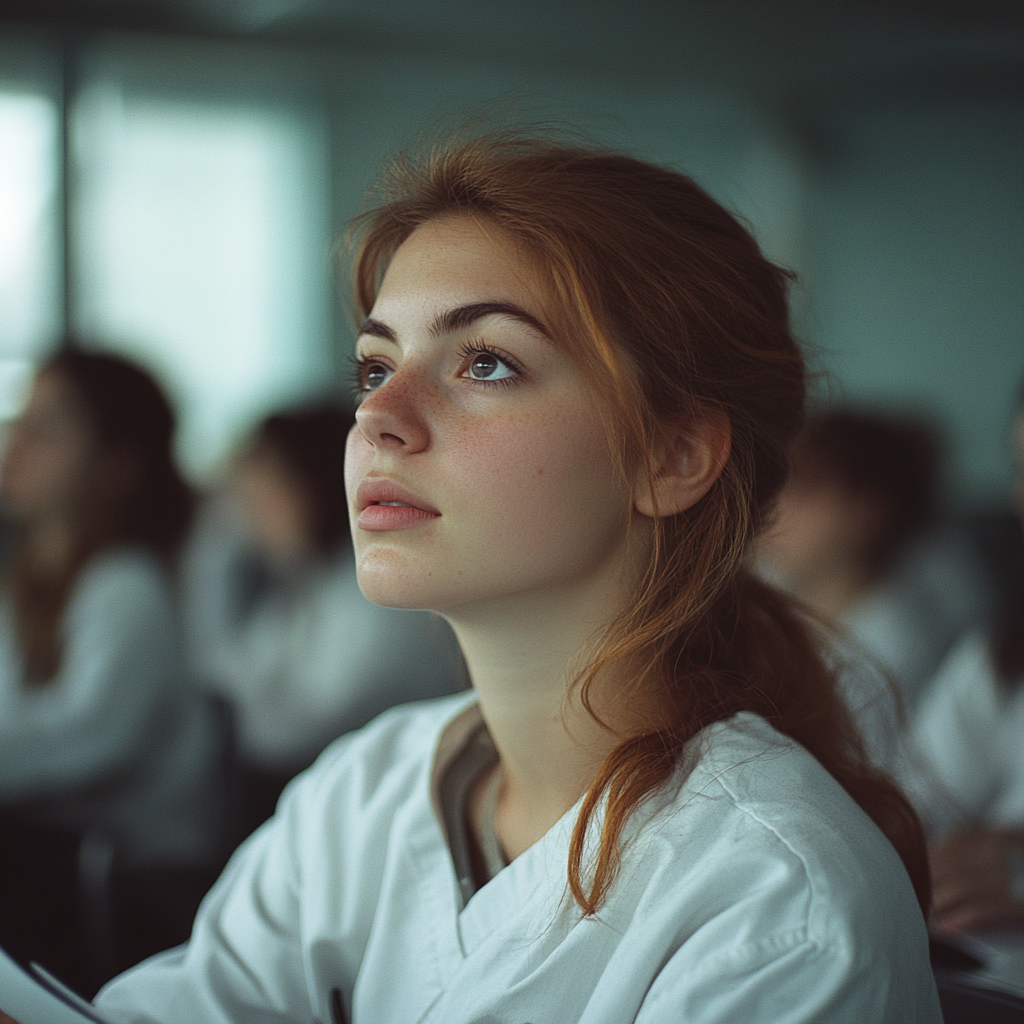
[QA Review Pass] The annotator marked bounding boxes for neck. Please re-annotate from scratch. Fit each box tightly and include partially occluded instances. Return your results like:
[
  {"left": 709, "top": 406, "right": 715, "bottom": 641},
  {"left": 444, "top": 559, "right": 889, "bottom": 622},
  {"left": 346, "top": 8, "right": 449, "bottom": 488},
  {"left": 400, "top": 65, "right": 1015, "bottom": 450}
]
[{"left": 445, "top": 558, "right": 638, "bottom": 861}]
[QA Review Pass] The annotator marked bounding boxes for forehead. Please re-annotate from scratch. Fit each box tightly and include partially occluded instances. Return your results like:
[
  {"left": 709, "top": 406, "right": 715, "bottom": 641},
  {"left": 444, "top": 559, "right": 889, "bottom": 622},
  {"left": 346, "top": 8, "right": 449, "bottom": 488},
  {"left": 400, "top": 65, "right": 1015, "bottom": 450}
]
[{"left": 371, "top": 215, "right": 543, "bottom": 320}]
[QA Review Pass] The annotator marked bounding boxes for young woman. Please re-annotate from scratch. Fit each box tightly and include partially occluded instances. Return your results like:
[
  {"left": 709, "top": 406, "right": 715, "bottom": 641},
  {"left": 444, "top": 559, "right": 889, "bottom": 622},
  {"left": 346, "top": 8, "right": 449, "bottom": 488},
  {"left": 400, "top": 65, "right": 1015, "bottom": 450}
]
[
  {"left": 182, "top": 404, "right": 464, "bottom": 833},
  {"left": 96, "top": 134, "right": 941, "bottom": 1022},
  {"left": 0, "top": 350, "right": 222, "bottom": 990}
]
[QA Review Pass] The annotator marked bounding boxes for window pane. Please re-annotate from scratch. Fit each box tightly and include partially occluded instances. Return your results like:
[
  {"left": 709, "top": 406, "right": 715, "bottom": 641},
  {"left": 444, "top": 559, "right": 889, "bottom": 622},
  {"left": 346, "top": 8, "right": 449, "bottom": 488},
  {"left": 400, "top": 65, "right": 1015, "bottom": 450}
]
[
  {"left": 72, "top": 81, "right": 332, "bottom": 479},
  {"left": 0, "top": 90, "right": 61, "bottom": 416}
]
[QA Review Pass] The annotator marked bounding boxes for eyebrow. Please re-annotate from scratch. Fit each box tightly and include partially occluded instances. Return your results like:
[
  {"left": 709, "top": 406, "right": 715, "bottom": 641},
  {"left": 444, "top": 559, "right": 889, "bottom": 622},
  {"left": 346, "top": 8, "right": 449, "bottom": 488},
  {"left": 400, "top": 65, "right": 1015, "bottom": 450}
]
[
  {"left": 357, "top": 318, "right": 397, "bottom": 343},
  {"left": 431, "top": 301, "right": 550, "bottom": 340},
  {"left": 357, "top": 301, "right": 550, "bottom": 345}
]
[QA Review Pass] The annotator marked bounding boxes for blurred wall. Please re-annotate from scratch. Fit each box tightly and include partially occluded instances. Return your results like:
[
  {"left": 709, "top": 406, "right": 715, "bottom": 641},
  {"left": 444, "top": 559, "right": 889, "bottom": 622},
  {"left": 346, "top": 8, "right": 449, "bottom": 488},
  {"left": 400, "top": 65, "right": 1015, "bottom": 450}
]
[
  {"left": 803, "top": 91, "right": 1024, "bottom": 504},
  {"left": 326, "top": 51, "right": 803, "bottom": 268},
  {"left": 325, "top": 47, "right": 1022, "bottom": 505},
  {"left": 2, "top": 16, "right": 1021, "bottom": 504}
]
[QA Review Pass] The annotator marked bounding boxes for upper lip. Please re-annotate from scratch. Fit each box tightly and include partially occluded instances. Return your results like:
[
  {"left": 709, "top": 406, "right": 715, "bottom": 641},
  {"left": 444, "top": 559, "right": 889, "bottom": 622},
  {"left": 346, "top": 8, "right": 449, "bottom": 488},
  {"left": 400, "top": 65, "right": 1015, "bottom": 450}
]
[{"left": 357, "top": 478, "right": 440, "bottom": 515}]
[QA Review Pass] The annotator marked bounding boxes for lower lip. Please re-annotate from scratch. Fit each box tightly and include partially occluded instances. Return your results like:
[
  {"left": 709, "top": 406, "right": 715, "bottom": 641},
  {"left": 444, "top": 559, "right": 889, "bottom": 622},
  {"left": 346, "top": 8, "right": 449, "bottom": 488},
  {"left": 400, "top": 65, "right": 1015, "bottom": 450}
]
[{"left": 357, "top": 504, "right": 440, "bottom": 531}]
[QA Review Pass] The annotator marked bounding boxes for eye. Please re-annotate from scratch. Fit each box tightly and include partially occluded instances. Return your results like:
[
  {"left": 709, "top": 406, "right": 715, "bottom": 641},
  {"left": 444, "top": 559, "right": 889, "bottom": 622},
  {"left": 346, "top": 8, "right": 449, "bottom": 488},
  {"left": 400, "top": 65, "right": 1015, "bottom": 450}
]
[
  {"left": 460, "top": 345, "right": 521, "bottom": 384},
  {"left": 359, "top": 360, "right": 393, "bottom": 392}
]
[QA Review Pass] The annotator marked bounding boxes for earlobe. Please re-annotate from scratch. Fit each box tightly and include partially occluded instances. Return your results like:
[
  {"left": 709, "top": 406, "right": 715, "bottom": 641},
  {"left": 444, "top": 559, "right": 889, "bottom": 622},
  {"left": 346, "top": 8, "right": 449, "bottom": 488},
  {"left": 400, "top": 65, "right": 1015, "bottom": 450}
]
[{"left": 634, "top": 412, "right": 731, "bottom": 519}]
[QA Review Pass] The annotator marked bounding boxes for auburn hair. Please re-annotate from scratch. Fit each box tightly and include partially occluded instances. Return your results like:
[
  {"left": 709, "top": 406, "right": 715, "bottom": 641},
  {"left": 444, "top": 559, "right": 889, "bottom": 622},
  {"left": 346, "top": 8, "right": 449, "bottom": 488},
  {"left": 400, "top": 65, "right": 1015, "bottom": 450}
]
[
  {"left": 10, "top": 348, "right": 193, "bottom": 682},
  {"left": 349, "top": 131, "right": 930, "bottom": 915}
]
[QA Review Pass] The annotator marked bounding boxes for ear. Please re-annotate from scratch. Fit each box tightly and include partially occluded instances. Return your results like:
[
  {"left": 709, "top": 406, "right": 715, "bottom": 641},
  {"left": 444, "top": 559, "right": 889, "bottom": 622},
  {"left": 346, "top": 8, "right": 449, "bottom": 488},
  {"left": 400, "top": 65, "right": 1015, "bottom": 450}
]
[{"left": 634, "top": 410, "right": 731, "bottom": 519}]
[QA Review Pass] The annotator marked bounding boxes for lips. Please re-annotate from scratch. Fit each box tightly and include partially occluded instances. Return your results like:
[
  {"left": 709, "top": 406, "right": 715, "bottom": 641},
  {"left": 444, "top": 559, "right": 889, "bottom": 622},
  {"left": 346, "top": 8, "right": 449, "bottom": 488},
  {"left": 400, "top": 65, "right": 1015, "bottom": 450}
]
[{"left": 356, "top": 478, "right": 441, "bottom": 532}]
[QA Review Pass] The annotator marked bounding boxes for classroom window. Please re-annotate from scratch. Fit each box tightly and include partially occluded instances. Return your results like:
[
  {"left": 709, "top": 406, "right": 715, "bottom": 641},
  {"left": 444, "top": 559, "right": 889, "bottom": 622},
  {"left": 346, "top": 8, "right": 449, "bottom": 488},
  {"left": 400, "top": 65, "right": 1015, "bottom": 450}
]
[
  {"left": 0, "top": 89, "right": 61, "bottom": 417},
  {"left": 71, "top": 80, "right": 333, "bottom": 478}
]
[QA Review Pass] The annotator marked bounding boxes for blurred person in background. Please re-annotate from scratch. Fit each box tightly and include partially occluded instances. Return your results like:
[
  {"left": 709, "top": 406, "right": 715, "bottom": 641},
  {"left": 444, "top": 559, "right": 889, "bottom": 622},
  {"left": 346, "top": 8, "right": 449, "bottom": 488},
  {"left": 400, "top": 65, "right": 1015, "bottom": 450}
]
[
  {"left": 181, "top": 403, "right": 464, "bottom": 836},
  {"left": 757, "top": 410, "right": 984, "bottom": 736},
  {"left": 0, "top": 350, "right": 223, "bottom": 993},
  {"left": 909, "top": 385, "right": 1024, "bottom": 934}
]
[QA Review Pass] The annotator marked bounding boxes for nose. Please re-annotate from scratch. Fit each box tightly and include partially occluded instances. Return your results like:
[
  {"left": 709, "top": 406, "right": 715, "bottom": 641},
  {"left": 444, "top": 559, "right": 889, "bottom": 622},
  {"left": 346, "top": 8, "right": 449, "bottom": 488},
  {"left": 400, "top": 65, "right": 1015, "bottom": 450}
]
[{"left": 353, "top": 367, "right": 431, "bottom": 455}]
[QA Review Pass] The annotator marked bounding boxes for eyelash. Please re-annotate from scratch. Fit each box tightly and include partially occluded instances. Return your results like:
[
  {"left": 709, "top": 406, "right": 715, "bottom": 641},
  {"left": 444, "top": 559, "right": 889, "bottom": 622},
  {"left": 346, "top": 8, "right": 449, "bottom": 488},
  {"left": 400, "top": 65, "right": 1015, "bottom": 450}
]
[
  {"left": 456, "top": 340, "right": 525, "bottom": 388},
  {"left": 349, "top": 342, "right": 526, "bottom": 397},
  {"left": 347, "top": 354, "right": 379, "bottom": 399}
]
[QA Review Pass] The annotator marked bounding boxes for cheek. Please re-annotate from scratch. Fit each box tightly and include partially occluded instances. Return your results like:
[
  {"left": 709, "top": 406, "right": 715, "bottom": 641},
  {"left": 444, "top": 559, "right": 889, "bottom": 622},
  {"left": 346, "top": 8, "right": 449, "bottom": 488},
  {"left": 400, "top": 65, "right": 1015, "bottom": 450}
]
[
  {"left": 344, "top": 428, "right": 371, "bottom": 506},
  {"left": 446, "top": 405, "right": 624, "bottom": 545}
]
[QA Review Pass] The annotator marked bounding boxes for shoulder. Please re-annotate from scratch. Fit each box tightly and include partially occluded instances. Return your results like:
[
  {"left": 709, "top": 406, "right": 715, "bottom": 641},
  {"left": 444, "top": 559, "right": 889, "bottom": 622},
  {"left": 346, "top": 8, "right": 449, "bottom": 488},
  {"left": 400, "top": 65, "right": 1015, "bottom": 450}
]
[
  {"left": 601, "top": 714, "right": 938, "bottom": 1020},
  {"left": 933, "top": 626, "right": 995, "bottom": 684},
  {"left": 629, "top": 713, "right": 921, "bottom": 953},
  {"left": 77, "top": 546, "right": 169, "bottom": 594},
  {"left": 915, "top": 630, "right": 1009, "bottom": 735},
  {"left": 913, "top": 630, "right": 1024, "bottom": 766}
]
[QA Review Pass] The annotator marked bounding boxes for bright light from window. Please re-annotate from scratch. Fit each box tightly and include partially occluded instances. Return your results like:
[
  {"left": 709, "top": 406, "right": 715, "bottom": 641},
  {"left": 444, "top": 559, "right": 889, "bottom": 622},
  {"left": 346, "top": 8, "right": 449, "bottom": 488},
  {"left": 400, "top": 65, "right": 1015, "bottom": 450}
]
[
  {"left": 72, "top": 83, "right": 332, "bottom": 479},
  {"left": 0, "top": 91, "right": 61, "bottom": 407}
]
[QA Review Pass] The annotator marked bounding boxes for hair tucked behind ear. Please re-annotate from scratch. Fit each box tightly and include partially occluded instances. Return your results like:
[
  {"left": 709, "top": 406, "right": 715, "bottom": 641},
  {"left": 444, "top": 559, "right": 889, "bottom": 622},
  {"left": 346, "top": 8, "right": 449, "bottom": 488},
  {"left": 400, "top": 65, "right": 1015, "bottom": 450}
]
[{"left": 349, "top": 130, "right": 930, "bottom": 916}]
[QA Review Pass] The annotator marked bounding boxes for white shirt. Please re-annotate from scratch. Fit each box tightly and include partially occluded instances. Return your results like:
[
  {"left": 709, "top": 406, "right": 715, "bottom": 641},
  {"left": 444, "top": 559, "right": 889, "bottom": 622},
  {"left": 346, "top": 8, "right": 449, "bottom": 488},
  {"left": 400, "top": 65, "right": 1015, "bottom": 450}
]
[
  {"left": 0, "top": 547, "right": 221, "bottom": 866},
  {"left": 907, "top": 631, "right": 1024, "bottom": 837},
  {"left": 97, "top": 693, "right": 940, "bottom": 1023},
  {"left": 847, "top": 529, "right": 990, "bottom": 721},
  {"left": 181, "top": 507, "right": 465, "bottom": 769}
]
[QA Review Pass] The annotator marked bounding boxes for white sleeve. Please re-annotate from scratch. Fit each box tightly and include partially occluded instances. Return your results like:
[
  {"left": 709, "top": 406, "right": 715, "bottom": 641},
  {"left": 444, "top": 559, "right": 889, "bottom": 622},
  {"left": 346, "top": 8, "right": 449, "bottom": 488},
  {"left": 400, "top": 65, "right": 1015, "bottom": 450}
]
[
  {"left": 0, "top": 552, "right": 177, "bottom": 799},
  {"left": 179, "top": 503, "right": 271, "bottom": 697},
  {"left": 95, "top": 772, "right": 312, "bottom": 1024},
  {"left": 906, "top": 632, "right": 1002, "bottom": 833},
  {"left": 636, "top": 932, "right": 941, "bottom": 1024}
]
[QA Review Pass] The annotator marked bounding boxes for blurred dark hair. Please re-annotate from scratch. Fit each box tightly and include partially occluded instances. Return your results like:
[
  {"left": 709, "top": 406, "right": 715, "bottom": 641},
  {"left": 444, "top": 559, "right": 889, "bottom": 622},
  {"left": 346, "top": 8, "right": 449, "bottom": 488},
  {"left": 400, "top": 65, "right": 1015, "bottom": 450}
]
[
  {"left": 252, "top": 404, "right": 354, "bottom": 555},
  {"left": 46, "top": 349, "right": 194, "bottom": 555},
  {"left": 790, "top": 410, "right": 941, "bottom": 577},
  {"left": 991, "top": 379, "right": 1024, "bottom": 687},
  {"left": 12, "top": 348, "right": 193, "bottom": 682}
]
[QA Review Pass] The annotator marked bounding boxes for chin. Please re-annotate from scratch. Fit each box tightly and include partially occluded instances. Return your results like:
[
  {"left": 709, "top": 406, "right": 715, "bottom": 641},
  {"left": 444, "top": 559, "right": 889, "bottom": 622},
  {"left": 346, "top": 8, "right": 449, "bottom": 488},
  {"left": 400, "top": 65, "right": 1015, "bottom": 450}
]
[{"left": 354, "top": 547, "right": 439, "bottom": 610}]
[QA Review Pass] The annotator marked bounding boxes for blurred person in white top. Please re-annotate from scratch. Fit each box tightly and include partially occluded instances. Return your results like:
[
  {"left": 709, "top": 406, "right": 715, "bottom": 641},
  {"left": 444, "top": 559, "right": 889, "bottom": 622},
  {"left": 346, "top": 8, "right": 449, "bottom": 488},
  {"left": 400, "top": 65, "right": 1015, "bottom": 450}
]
[
  {"left": 909, "top": 391, "right": 1024, "bottom": 934},
  {"left": 181, "top": 404, "right": 464, "bottom": 831},
  {"left": 756, "top": 411, "right": 986, "bottom": 754},
  {"left": 0, "top": 349, "right": 221, "bottom": 992}
]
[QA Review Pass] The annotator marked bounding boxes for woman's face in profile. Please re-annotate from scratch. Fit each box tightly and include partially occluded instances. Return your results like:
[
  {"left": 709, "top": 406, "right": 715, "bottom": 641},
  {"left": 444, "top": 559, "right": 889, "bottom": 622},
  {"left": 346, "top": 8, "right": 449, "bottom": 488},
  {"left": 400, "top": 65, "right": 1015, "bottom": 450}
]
[
  {"left": 0, "top": 371, "right": 99, "bottom": 523},
  {"left": 345, "top": 214, "right": 636, "bottom": 614}
]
